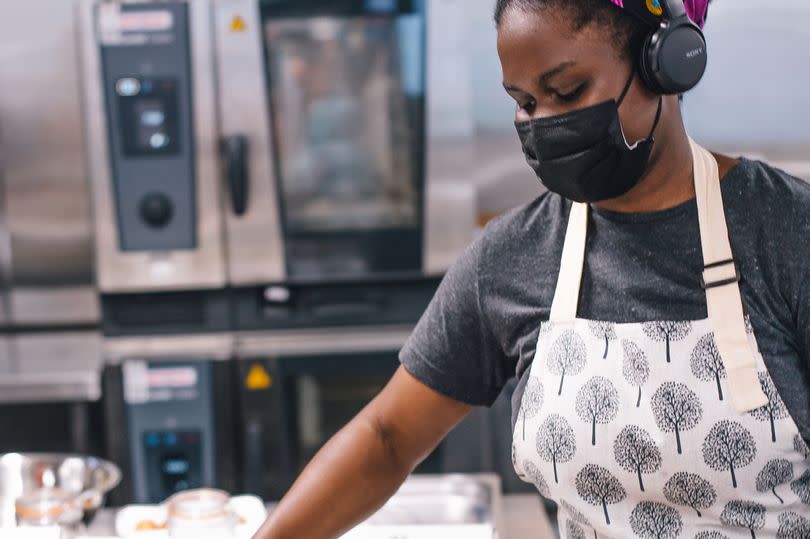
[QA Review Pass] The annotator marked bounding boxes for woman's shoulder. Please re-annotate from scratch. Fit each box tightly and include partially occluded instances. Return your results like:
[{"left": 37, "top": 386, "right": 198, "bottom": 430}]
[
  {"left": 725, "top": 157, "right": 810, "bottom": 207},
  {"left": 480, "top": 191, "right": 570, "bottom": 248}
]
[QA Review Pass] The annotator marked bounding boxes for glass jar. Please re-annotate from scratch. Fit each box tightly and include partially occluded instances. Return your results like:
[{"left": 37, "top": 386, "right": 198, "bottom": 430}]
[
  {"left": 15, "top": 488, "right": 83, "bottom": 539},
  {"left": 166, "top": 488, "right": 237, "bottom": 538}
]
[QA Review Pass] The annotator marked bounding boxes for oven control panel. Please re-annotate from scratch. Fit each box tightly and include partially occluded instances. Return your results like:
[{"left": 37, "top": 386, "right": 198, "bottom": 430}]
[
  {"left": 143, "top": 430, "right": 203, "bottom": 498},
  {"left": 97, "top": 1, "right": 196, "bottom": 251},
  {"left": 123, "top": 360, "right": 216, "bottom": 503}
]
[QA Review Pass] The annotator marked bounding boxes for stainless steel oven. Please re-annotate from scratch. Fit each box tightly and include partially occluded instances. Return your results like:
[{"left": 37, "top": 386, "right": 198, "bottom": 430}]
[
  {"left": 73, "top": 0, "right": 478, "bottom": 504},
  {"left": 79, "top": 0, "right": 475, "bottom": 300},
  {"left": 232, "top": 326, "right": 428, "bottom": 500}
]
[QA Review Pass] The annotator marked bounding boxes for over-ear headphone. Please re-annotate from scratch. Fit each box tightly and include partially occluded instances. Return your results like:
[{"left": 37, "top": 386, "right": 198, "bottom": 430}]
[{"left": 639, "top": 0, "right": 707, "bottom": 95}]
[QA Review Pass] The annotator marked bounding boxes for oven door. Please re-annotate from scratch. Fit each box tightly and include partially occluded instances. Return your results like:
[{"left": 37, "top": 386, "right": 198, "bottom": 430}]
[
  {"left": 234, "top": 326, "right": 443, "bottom": 500},
  {"left": 215, "top": 0, "right": 475, "bottom": 285}
]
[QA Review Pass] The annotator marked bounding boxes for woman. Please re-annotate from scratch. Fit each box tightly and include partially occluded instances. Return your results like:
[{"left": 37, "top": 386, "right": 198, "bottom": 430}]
[{"left": 255, "top": 1, "right": 810, "bottom": 537}]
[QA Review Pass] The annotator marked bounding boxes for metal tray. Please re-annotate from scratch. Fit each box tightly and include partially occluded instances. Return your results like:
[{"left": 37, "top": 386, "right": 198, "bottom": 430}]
[{"left": 365, "top": 474, "right": 501, "bottom": 527}]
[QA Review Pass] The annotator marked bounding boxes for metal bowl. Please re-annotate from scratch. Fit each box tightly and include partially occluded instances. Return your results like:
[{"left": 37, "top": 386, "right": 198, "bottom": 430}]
[{"left": 0, "top": 453, "right": 121, "bottom": 527}]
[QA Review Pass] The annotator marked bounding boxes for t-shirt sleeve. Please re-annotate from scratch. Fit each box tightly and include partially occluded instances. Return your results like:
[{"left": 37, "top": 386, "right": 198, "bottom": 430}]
[
  {"left": 399, "top": 233, "right": 509, "bottom": 407},
  {"left": 792, "top": 194, "right": 810, "bottom": 370}
]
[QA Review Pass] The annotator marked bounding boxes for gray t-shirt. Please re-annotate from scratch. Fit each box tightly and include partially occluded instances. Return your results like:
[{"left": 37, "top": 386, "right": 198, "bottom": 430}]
[{"left": 400, "top": 158, "right": 810, "bottom": 444}]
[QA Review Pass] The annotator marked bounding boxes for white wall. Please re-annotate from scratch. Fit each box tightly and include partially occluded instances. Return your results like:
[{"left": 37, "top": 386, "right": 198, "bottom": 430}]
[{"left": 683, "top": 0, "right": 810, "bottom": 166}]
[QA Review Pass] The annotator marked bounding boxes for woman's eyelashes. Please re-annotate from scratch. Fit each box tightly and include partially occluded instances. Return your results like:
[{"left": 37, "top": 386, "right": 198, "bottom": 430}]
[
  {"left": 518, "top": 99, "right": 537, "bottom": 115},
  {"left": 552, "top": 82, "right": 587, "bottom": 103},
  {"left": 512, "top": 83, "right": 588, "bottom": 115}
]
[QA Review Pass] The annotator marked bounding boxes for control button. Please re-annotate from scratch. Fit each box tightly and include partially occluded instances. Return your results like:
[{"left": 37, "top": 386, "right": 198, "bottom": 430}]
[
  {"left": 145, "top": 433, "right": 161, "bottom": 448},
  {"left": 139, "top": 193, "right": 173, "bottom": 228},
  {"left": 116, "top": 77, "right": 141, "bottom": 97},
  {"left": 164, "top": 432, "right": 178, "bottom": 447},
  {"left": 183, "top": 432, "right": 199, "bottom": 444},
  {"left": 149, "top": 132, "right": 169, "bottom": 149}
]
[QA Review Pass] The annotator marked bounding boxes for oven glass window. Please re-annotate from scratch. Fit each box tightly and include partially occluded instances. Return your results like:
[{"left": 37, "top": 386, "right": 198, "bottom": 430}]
[
  {"left": 261, "top": 3, "right": 426, "bottom": 279},
  {"left": 295, "top": 373, "right": 386, "bottom": 465}
]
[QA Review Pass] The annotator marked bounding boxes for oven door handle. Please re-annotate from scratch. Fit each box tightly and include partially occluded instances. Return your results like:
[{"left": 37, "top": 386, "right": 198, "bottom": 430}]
[{"left": 220, "top": 135, "right": 249, "bottom": 216}]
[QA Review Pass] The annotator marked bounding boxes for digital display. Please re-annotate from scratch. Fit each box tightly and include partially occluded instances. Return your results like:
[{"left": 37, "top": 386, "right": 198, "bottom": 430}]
[
  {"left": 162, "top": 456, "right": 191, "bottom": 476},
  {"left": 117, "top": 77, "right": 181, "bottom": 157}
]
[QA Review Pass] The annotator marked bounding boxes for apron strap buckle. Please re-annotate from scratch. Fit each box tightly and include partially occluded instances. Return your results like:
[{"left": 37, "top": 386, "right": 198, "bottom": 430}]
[{"left": 701, "top": 258, "right": 740, "bottom": 289}]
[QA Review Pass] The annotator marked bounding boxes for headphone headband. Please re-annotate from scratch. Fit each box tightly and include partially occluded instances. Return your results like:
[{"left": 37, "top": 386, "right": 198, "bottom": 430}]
[{"left": 660, "top": 0, "right": 687, "bottom": 20}]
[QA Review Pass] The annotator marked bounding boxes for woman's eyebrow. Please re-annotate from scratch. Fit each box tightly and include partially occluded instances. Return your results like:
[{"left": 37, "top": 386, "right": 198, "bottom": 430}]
[
  {"left": 539, "top": 61, "right": 576, "bottom": 85},
  {"left": 503, "top": 60, "right": 577, "bottom": 93}
]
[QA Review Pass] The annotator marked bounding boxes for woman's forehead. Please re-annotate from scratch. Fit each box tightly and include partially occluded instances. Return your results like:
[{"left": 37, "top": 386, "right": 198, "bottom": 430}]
[{"left": 496, "top": 8, "right": 615, "bottom": 84}]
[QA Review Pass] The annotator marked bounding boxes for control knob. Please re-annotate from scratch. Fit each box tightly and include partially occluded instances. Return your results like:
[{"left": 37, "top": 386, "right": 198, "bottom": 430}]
[{"left": 139, "top": 192, "right": 173, "bottom": 228}]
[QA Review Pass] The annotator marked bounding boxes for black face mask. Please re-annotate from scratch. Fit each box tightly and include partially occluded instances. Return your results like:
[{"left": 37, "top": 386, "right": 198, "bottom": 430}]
[{"left": 515, "top": 70, "right": 663, "bottom": 203}]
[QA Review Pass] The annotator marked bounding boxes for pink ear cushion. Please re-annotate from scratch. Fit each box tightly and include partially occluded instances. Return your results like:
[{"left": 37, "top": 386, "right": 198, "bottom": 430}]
[{"left": 608, "top": 0, "right": 709, "bottom": 29}]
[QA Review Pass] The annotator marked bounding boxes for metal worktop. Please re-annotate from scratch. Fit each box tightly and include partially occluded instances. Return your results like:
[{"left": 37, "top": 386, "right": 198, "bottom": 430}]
[{"left": 82, "top": 494, "right": 556, "bottom": 539}]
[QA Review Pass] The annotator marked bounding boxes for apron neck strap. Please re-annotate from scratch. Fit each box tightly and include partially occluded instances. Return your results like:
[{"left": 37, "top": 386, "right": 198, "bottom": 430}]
[{"left": 549, "top": 138, "right": 768, "bottom": 413}]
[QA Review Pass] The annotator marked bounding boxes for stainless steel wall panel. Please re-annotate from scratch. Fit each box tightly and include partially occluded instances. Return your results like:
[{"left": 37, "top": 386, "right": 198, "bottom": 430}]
[{"left": 0, "top": 0, "right": 99, "bottom": 325}]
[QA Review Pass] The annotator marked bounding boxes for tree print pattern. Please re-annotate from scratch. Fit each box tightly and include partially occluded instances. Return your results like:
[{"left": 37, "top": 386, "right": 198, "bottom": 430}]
[
  {"left": 575, "top": 464, "right": 626, "bottom": 525},
  {"left": 789, "top": 468, "right": 810, "bottom": 504},
  {"left": 720, "top": 500, "right": 765, "bottom": 539},
  {"left": 614, "top": 425, "right": 662, "bottom": 492},
  {"left": 702, "top": 420, "right": 757, "bottom": 488},
  {"left": 777, "top": 511, "right": 810, "bottom": 539},
  {"left": 755, "top": 459, "right": 794, "bottom": 504},
  {"left": 744, "top": 314, "right": 754, "bottom": 336},
  {"left": 629, "top": 501, "right": 683, "bottom": 539},
  {"left": 511, "top": 442, "right": 523, "bottom": 479},
  {"left": 663, "top": 472, "right": 717, "bottom": 518},
  {"left": 567, "top": 519, "right": 588, "bottom": 539},
  {"left": 694, "top": 532, "right": 730, "bottom": 539},
  {"left": 576, "top": 376, "right": 620, "bottom": 446},
  {"left": 536, "top": 414, "right": 577, "bottom": 484},
  {"left": 560, "top": 500, "right": 595, "bottom": 539},
  {"left": 642, "top": 321, "right": 692, "bottom": 363},
  {"left": 589, "top": 321, "right": 617, "bottom": 359},
  {"left": 749, "top": 372, "right": 789, "bottom": 443},
  {"left": 523, "top": 460, "right": 550, "bottom": 498},
  {"left": 548, "top": 330, "right": 587, "bottom": 395},
  {"left": 794, "top": 434, "right": 810, "bottom": 460},
  {"left": 519, "top": 377, "right": 544, "bottom": 440},
  {"left": 651, "top": 382, "right": 703, "bottom": 454},
  {"left": 623, "top": 339, "right": 650, "bottom": 407},
  {"left": 690, "top": 334, "right": 727, "bottom": 401}
]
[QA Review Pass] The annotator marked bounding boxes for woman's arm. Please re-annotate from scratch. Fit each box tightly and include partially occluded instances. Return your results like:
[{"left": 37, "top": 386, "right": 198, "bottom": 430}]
[{"left": 252, "top": 366, "right": 473, "bottom": 539}]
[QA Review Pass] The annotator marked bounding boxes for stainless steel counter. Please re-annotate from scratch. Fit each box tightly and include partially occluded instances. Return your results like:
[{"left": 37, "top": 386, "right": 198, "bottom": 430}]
[{"left": 82, "top": 494, "right": 555, "bottom": 539}]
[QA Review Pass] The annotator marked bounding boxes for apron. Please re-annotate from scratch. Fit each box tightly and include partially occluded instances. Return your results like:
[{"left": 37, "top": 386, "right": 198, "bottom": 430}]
[{"left": 512, "top": 139, "right": 810, "bottom": 539}]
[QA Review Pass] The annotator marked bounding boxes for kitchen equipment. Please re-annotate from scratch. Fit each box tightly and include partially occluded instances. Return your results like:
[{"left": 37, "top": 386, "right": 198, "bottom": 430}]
[
  {"left": 342, "top": 475, "right": 501, "bottom": 538},
  {"left": 78, "top": 0, "right": 473, "bottom": 315},
  {"left": 0, "top": 2, "right": 104, "bottom": 455},
  {"left": 75, "top": 0, "right": 474, "bottom": 506},
  {"left": 0, "top": 453, "right": 121, "bottom": 529},
  {"left": 234, "top": 332, "right": 423, "bottom": 500},
  {"left": 15, "top": 488, "right": 84, "bottom": 528},
  {"left": 102, "top": 351, "right": 237, "bottom": 505},
  {"left": 165, "top": 488, "right": 235, "bottom": 536},
  {"left": 114, "top": 491, "right": 266, "bottom": 539}
]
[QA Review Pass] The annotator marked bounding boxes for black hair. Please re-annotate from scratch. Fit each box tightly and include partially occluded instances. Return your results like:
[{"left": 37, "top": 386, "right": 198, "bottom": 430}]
[{"left": 494, "top": 0, "right": 650, "bottom": 60}]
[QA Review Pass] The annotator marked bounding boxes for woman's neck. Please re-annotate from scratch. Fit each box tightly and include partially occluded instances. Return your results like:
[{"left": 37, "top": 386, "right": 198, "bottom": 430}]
[{"left": 594, "top": 96, "right": 698, "bottom": 214}]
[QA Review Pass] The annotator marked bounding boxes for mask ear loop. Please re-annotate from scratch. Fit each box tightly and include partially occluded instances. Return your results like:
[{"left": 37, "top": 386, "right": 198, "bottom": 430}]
[
  {"left": 647, "top": 96, "right": 664, "bottom": 140},
  {"left": 617, "top": 68, "right": 663, "bottom": 148},
  {"left": 617, "top": 68, "right": 637, "bottom": 107}
]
